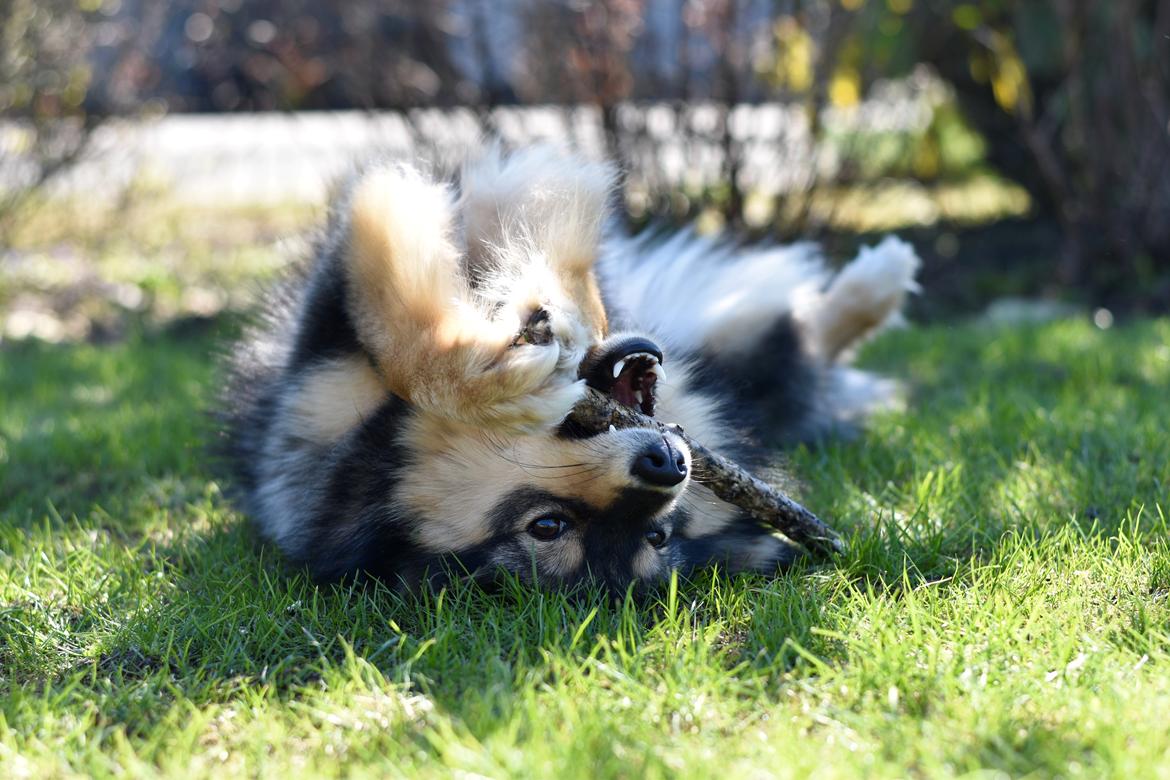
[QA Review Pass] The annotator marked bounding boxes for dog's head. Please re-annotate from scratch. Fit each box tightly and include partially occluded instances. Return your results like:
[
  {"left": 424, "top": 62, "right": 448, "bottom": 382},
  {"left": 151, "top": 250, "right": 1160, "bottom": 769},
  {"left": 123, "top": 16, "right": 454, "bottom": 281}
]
[{"left": 339, "top": 145, "right": 698, "bottom": 590}]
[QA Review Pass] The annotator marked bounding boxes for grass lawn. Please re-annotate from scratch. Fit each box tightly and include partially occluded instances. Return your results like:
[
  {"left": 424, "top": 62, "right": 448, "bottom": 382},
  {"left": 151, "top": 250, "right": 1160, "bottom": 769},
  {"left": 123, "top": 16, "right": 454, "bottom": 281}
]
[{"left": 1, "top": 317, "right": 1168, "bottom": 778}]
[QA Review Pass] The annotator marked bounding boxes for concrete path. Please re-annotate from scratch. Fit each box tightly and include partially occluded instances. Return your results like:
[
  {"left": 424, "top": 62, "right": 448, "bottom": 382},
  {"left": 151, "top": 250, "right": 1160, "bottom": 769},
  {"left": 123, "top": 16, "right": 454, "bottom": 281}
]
[{"left": 3, "top": 72, "right": 940, "bottom": 207}]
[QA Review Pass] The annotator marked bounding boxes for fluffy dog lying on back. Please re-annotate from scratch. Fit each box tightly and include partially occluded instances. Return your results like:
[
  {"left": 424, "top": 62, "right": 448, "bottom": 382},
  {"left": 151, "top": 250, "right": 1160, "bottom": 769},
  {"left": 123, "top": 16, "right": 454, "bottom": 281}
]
[{"left": 220, "top": 144, "right": 920, "bottom": 592}]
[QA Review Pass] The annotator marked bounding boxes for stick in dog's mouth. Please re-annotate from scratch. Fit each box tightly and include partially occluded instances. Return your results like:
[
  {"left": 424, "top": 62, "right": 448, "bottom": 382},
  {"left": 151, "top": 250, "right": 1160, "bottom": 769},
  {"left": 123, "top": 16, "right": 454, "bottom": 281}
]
[{"left": 565, "top": 387, "right": 846, "bottom": 559}]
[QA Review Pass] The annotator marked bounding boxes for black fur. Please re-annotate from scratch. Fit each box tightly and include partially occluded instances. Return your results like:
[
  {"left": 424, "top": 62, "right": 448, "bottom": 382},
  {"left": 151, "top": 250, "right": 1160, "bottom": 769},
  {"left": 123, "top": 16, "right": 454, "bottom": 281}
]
[
  {"left": 217, "top": 149, "right": 914, "bottom": 592},
  {"left": 690, "top": 314, "right": 822, "bottom": 449}
]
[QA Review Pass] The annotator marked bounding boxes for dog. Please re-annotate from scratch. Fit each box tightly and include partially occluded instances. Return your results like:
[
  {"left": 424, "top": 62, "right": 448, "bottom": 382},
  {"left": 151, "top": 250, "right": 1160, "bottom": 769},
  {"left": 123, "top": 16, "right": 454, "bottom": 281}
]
[{"left": 218, "top": 144, "right": 920, "bottom": 592}]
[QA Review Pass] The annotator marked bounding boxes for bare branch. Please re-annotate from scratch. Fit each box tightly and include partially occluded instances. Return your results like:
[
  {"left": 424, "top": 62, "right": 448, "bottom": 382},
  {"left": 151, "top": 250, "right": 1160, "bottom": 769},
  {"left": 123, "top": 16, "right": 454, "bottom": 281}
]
[{"left": 567, "top": 389, "right": 845, "bottom": 559}]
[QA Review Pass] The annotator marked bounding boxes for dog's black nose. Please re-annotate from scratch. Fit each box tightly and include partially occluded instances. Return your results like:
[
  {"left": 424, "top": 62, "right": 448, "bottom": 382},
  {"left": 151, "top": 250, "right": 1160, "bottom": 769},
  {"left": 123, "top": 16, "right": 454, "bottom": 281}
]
[{"left": 631, "top": 437, "right": 687, "bottom": 487}]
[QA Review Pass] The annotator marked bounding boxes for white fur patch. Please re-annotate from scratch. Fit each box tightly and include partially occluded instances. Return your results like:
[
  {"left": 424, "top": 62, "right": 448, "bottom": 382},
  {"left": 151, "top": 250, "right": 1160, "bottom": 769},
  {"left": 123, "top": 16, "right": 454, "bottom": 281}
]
[
  {"left": 460, "top": 143, "right": 617, "bottom": 273},
  {"left": 823, "top": 365, "right": 905, "bottom": 423},
  {"left": 796, "top": 235, "right": 921, "bottom": 360},
  {"left": 284, "top": 357, "right": 388, "bottom": 443},
  {"left": 599, "top": 229, "right": 831, "bottom": 356},
  {"left": 631, "top": 544, "right": 668, "bottom": 580}
]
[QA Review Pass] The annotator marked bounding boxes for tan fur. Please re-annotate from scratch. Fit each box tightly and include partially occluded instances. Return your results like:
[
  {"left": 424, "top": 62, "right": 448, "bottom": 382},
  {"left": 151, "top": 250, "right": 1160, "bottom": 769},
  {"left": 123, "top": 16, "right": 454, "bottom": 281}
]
[
  {"left": 631, "top": 545, "right": 669, "bottom": 581},
  {"left": 809, "top": 299, "right": 888, "bottom": 361},
  {"left": 505, "top": 536, "right": 586, "bottom": 580},
  {"left": 567, "top": 272, "right": 609, "bottom": 342},
  {"left": 343, "top": 163, "right": 592, "bottom": 430},
  {"left": 283, "top": 357, "right": 387, "bottom": 443}
]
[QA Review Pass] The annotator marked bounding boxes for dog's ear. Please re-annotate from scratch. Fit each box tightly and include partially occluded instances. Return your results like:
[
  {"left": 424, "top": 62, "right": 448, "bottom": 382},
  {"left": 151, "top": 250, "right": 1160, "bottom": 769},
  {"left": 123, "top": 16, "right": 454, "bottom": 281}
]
[
  {"left": 342, "top": 162, "right": 584, "bottom": 429},
  {"left": 459, "top": 145, "right": 616, "bottom": 332}
]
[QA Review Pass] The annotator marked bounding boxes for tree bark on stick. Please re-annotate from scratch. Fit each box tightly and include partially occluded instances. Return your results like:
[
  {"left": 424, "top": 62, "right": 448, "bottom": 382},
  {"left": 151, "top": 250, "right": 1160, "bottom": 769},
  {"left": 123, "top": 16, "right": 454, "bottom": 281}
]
[{"left": 567, "top": 389, "right": 845, "bottom": 559}]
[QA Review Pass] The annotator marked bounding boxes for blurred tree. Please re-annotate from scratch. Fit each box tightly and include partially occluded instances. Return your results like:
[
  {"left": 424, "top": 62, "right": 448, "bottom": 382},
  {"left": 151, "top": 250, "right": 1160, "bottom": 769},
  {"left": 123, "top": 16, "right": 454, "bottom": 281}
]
[
  {"left": 85, "top": 0, "right": 472, "bottom": 112},
  {"left": 0, "top": 0, "right": 99, "bottom": 232},
  {"left": 517, "top": 0, "right": 646, "bottom": 166},
  {"left": 833, "top": 0, "right": 1170, "bottom": 305}
]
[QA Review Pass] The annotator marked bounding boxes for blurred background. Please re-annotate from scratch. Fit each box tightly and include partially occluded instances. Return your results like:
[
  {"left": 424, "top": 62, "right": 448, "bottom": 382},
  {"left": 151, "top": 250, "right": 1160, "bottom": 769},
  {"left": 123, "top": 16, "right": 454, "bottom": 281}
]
[{"left": 2, "top": 0, "right": 1168, "bottom": 344}]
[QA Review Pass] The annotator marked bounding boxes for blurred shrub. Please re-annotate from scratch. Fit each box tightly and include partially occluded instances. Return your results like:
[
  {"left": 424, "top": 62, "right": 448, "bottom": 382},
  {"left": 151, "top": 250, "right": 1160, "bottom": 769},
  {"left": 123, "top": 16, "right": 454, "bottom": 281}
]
[
  {"left": 836, "top": 0, "right": 1170, "bottom": 305},
  {"left": 961, "top": 1, "right": 1170, "bottom": 304},
  {"left": 756, "top": 0, "right": 1169, "bottom": 304}
]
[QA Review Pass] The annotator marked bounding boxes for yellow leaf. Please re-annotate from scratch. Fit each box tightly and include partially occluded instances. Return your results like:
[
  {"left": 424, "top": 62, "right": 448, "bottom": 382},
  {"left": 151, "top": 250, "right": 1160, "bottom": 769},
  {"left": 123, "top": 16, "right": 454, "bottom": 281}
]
[
  {"left": 771, "top": 17, "right": 815, "bottom": 93},
  {"left": 829, "top": 68, "right": 861, "bottom": 107},
  {"left": 952, "top": 4, "right": 981, "bottom": 31},
  {"left": 988, "top": 33, "right": 1034, "bottom": 117}
]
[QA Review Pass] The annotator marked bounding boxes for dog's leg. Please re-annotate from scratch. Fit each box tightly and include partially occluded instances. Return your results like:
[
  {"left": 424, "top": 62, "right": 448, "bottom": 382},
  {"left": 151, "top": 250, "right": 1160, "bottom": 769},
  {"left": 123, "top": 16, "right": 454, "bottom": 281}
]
[
  {"left": 603, "top": 232, "right": 919, "bottom": 364},
  {"left": 795, "top": 236, "right": 921, "bottom": 362},
  {"left": 343, "top": 161, "right": 587, "bottom": 429},
  {"left": 605, "top": 232, "right": 920, "bottom": 444},
  {"left": 599, "top": 231, "right": 832, "bottom": 357},
  {"left": 344, "top": 162, "right": 497, "bottom": 394}
]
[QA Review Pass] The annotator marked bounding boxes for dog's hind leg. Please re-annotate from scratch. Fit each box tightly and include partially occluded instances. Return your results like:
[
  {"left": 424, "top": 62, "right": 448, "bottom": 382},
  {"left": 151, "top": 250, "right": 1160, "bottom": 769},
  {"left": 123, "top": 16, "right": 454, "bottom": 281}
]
[
  {"left": 602, "top": 230, "right": 920, "bottom": 444},
  {"left": 599, "top": 229, "right": 831, "bottom": 358},
  {"left": 794, "top": 236, "right": 921, "bottom": 362}
]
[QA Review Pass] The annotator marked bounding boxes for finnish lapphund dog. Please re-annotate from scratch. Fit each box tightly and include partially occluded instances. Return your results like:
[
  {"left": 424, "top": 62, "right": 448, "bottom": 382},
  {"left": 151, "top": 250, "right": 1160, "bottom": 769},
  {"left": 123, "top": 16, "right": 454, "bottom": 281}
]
[{"left": 219, "top": 144, "right": 920, "bottom": 592}]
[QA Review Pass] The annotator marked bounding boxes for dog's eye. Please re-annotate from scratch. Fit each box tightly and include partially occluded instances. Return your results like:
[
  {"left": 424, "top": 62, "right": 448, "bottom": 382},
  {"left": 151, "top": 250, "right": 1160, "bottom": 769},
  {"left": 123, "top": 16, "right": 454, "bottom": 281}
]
[
  {"left": 645, "top": 528, "right": 668, "bottom": 548},
  {"left": 528, "top": 515, "right": 570, "bottom": 541},
  {"left": 511, "top": 307, "right": 553, "bottom": 347}
]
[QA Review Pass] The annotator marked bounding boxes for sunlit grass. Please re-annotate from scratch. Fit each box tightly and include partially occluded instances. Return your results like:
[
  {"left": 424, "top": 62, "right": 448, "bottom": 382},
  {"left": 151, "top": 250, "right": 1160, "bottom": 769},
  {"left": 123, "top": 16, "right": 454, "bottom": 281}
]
[
  {"left": 1, "top": 194, "right": 314, "bottom": 342},
  {"left": 2, "top": 318, "right": 1168, "bottom": 778}
]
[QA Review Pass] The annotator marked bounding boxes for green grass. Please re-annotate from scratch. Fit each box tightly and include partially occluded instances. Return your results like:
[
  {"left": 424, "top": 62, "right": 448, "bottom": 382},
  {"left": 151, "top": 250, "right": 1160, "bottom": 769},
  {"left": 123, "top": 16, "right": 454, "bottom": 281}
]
[{"left": 2, "top": 318, "right": 1169, "bottom": 778}]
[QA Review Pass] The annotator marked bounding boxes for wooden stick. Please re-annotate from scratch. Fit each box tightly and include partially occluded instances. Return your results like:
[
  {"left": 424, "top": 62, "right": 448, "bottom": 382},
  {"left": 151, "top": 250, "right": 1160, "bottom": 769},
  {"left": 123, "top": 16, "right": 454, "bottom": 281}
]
[{"left": 567, "top": 388, "right": 845, "bottom": 559}]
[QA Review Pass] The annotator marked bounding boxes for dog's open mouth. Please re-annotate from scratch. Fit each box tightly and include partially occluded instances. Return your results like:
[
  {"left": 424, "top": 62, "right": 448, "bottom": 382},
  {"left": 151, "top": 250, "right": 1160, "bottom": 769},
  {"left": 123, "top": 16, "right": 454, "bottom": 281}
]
[{"left": 578, "top": 337, "right": 666, "bottom": 417}]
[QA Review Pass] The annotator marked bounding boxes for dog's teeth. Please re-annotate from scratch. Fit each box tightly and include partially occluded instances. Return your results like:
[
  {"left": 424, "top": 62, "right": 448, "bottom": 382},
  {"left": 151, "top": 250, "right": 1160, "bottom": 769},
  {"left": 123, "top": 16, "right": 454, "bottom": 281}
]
[
  {"left": 650, "top": 363, "right": 666, "bottom": 382},
  {"left": 634, "top": 390, "right": 644, "bottom": 404},
  {"left": 612, "top": 359, "right": 627, "bottom": 379},
  {"left": 608, "top": 424, "right": 617, "bottom": 433}
]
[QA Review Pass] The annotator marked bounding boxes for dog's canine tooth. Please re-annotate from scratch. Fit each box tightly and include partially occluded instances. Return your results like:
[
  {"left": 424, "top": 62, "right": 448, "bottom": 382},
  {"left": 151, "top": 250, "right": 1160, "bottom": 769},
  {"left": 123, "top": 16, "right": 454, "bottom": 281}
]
[
  {"left": 651, "top": 363, "right": 666, "bottom": 382},
  {"left": 612, "top": 359, "right": 627, "bottom": 379},
  {"left": 634, "top": 390, "right": 644, "bottom": 405}
]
